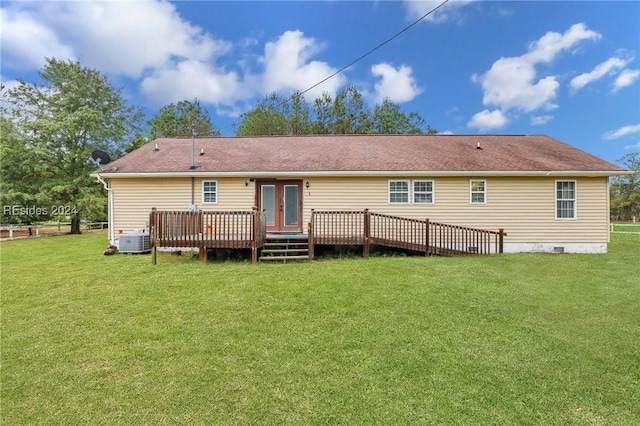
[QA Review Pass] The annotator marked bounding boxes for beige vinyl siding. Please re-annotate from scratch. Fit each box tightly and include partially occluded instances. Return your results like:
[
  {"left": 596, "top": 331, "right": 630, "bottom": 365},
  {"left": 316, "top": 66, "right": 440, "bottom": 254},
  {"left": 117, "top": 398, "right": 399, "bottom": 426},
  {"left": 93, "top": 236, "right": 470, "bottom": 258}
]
[
  {"left": 110, "top": 175, "right": 609, "bottom": 244},
  {"left": 110, "top": 177, "right": 254, "bottom": 234},
  {"left": 302, "top": 176, "right": 609, "bottom": 243}
]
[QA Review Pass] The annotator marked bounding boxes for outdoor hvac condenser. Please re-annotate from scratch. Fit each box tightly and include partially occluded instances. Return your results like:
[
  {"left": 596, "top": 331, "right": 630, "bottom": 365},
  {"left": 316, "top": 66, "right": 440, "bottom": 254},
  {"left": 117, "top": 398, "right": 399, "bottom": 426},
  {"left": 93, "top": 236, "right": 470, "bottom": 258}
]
[{"left": 118, "top": 232, "right": 151, "bottom": 254}]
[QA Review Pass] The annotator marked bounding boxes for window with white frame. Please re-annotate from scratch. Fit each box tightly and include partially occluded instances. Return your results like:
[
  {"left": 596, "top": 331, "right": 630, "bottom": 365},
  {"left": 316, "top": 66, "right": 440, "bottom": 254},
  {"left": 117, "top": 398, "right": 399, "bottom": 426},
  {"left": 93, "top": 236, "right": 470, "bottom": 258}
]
[
  {"left": 556, "top": 180, "right": 576, "bottom": 219},
  {"left": 470, "top": 179, "right": 486, "bottom": 204},
  {"left": 413, "top": 180, "right": 434, "bottom": 204},
  {"left": 202, "top": 180, "right": 218, "bottom": 203},
  {"left": 389, "top": 180, "right": 410, "bottom": 204}
]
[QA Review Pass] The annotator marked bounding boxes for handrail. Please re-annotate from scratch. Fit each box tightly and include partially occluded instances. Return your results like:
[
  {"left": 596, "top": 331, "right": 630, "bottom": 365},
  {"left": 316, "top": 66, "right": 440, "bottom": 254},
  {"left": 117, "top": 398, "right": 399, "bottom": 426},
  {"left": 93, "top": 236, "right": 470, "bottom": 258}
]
[
  {"left": 310, "top": 209, "right": 505, "bottom": 258},
  {"left": 149, "top": 208, "right": 266, "bottom": 264}
]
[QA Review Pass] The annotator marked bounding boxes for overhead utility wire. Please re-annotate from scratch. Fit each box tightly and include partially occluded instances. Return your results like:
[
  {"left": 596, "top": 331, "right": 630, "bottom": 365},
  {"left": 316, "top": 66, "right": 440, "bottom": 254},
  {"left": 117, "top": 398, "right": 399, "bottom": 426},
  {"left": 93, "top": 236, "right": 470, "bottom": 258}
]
[
  {"left": 227, "top": 0, "right": 449, "bottom": 131},
  {"left": 295, "top": 0, "right": 449, "bottom": 100}
]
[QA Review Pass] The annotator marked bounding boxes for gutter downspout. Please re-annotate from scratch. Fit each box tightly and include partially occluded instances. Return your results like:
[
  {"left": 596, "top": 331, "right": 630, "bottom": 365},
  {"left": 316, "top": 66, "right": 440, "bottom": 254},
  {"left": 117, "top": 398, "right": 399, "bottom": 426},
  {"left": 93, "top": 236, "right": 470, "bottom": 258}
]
[
  {"left": 191, "top": 177, "right": 195, "bottom": 206},
  {"left": 95, "top": 174, "right": 115, "bottom": 245}
]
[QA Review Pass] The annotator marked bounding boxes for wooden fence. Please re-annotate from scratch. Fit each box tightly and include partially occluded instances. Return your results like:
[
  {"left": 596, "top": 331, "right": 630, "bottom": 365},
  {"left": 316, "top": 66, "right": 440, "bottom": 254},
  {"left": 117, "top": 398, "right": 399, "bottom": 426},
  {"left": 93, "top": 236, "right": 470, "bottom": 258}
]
[
  {"left": 0, "top": 222, "right": 108, "bottom": 240},
  {"left": 309, "top": 209, "right": 505, "bottom": 259},
  {"left": 149, "top": 208, "right": 266, "bottom": 263}
]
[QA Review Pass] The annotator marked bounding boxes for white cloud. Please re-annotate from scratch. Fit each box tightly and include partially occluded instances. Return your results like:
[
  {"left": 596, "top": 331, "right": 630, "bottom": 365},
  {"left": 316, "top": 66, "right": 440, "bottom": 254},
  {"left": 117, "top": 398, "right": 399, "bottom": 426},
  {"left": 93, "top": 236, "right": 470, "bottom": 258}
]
[
  {"left": 1, "top": 1, "right": 349, "bottom": 113},
  {"left": 470, "top": 23, "right": 600, "bottom": 129},
  {"left": 522, "top": 23, "right": 601, "bottom": 64},
  {"left": 472, "top": 57, "right": 560, "bottom": 112},
  {"left": 531, "top": 115, "right": 553, "bottom": 125},
  {"left": 624, "top": 141, "right": 640, "bottom": 151},
  {"left": 468, "top": 109, "right": 509, "bottom": 131},
  {"left": 0, "top": 1, "right": 223, "bottom": 77},
  {"left": 604, "top": 124, "right": 640, "bottom": 140},
  {"left": 404, "top": 0, "right": 476, "bottom": 23},
  {"left": 570, "top": 56, "right": 632, "bottom": 91},
  {"left": 0, "top": 8, "right": 75, "bottom": 69},
  {"left": 371, "top": 63, "right": 422, "bottom": 103},
  {"left": 261, "top": 30, "right": 344, "bottom": 101},
  {"left": 614, "top": 69, "right": 640, "bottom": 92},
  {"left": 140, "top": 60, "right": 252, "bottom": 108},
  {"left": 41, "top": 0, "right": 222, "bottom": 77}
]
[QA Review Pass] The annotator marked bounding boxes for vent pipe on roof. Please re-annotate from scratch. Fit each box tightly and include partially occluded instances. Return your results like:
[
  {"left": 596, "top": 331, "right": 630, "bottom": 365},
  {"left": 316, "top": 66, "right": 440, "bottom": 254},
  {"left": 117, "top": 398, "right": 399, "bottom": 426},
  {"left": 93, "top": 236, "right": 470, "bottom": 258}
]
[
  {"left": 190, "top": 126, "right": 196, "bottom": 170},
  {"left": 154, "top": 143, "right": 159, "bottom": 151},
  {"left": 476, "top": 142, "right": 482, "bottom": 150},
  {"left": 200, "top": 147, "right": 205, "bottom": 156}
]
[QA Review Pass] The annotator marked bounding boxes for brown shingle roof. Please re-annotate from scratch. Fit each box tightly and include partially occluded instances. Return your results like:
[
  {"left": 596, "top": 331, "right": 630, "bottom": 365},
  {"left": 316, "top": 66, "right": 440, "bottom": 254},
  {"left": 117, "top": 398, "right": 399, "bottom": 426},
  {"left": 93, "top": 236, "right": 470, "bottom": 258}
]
[{"left": 101, "top": 134, "right": 625, "bottom": 176}]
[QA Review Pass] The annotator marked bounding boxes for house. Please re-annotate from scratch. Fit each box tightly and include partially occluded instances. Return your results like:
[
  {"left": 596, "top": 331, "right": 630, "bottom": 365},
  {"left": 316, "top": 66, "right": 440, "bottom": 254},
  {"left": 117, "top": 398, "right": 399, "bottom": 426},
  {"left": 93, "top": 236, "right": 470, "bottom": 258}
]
[{"left": 93, "top": 134, "right": 628, "bottom": 254}]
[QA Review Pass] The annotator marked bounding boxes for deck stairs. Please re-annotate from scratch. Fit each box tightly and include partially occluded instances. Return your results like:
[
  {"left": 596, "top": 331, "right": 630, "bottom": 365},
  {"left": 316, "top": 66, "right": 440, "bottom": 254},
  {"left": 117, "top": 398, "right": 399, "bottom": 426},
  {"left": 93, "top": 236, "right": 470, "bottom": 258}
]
[{"left": 260, "top": 234, "right": 310, "bottom": 262}]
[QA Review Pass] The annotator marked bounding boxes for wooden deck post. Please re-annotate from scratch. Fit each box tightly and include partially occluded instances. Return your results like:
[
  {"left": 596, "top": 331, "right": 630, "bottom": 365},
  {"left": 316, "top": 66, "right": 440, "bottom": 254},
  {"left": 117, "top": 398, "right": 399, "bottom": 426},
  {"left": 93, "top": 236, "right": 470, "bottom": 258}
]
[
  {"left": 199, "top": 246, "right": 207, "bottom": 262},
  {"left": 425, "top": 218, "right": 430, "bottom": 256},
  {"left": 150, "top": 208, "right": 157, "bottom": 265},
  {"left": 363, "top": 209, "right": 370, "bottom": 260},
  {"left": 251, "top": 207, "right": 259, "bottom": 264},
  {"left": 308, "top": 221, "right": 315, "bottom": 260},
  {"left": 498, "top": 229, "right": 505, "bottom": 254}
]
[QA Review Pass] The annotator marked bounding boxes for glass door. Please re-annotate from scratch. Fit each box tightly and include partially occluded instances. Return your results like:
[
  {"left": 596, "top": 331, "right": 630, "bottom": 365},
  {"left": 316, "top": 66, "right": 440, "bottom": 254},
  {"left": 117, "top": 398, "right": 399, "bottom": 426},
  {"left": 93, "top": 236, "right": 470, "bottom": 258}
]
[{"left": 258, "top": 181, "right": 302, "bottom": 232}]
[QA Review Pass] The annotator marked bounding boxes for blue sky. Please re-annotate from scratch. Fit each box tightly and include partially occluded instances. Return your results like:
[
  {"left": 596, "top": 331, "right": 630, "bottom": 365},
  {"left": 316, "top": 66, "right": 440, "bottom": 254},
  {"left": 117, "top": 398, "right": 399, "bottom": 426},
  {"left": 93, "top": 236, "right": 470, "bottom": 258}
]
[{"left": 1, "top": 0, "right": 639, "bottom": 164}]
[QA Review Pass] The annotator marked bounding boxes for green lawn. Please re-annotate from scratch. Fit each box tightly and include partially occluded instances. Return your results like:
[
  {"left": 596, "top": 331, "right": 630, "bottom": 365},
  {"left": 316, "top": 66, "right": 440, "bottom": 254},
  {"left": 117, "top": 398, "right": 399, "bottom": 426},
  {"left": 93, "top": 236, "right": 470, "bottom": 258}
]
[{"left": 1, "top": 232, "right": 639, "bottom": 425}]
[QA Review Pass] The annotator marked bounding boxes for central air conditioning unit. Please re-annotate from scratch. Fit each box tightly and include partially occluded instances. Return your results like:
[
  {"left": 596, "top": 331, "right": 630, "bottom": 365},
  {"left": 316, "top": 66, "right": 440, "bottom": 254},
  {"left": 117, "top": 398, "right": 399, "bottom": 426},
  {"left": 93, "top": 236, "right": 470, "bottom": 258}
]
[{"left": 119, "top": 231, "right": 151, "bottom": 254}]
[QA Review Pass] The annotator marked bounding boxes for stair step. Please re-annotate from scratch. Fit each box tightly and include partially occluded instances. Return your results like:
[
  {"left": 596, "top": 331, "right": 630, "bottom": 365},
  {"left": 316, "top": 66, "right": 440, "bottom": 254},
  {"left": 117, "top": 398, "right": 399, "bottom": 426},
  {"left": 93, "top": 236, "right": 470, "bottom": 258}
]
[
  {"left": 259, "top": 255, "right": 310, "bottom": 261},
  {"left": 263, "top": 242, "right": 308, "bottom": 248},
  {"left": 261, "top": 248, "right": 309, "bottom": 254}
]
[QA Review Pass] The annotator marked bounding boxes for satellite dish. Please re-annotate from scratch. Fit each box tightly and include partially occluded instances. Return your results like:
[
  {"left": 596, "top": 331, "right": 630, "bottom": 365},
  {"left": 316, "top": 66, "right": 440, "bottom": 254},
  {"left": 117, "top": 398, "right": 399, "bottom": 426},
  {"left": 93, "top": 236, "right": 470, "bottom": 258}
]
[{"left": 90, "top": 150, "right": 111, "bottom": 171}]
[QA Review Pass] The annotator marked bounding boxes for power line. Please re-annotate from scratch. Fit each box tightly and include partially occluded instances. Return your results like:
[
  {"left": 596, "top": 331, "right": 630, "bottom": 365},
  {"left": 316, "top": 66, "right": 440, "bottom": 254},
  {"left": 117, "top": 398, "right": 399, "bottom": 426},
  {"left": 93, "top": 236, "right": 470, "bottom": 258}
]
[
  {"left": 296, "top": 0, "right": 449, "bottom": 99},
  {"left": 226, "top": 0, "right": 449, "bottom": 132}
]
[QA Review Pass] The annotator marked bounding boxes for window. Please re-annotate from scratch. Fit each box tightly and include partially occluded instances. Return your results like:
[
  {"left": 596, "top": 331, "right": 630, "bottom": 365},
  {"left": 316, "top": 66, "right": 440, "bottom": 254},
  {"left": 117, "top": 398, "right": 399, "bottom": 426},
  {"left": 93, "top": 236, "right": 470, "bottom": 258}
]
[
  {"left": 556, "top": 180, "right": 576, "bottom": 219},
  {"left": 389, "top": 180, "right": 409, "bottom": 204},
  {"left": 470, "top": 179, "right": 486, "bottom": 204},
  {"left": 202, "top": 180, "right": 218, "bottom": 203},
  {"left": 413, "top": 180, "right": 434, "bottom": 204}
]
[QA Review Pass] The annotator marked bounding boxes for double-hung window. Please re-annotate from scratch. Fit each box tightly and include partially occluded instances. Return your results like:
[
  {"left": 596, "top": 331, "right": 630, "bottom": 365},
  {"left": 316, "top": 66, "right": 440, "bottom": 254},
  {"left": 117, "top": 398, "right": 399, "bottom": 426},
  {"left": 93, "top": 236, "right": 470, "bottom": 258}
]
[
  {"left": 413, "top": 180, "right": 434, "bottom": 204},
  {"left": 202, "top": 180, "right": 218, "bottom": 204},
  {"left": 470, "top": 179, "right": 486, "bottom": 204},
  {"left": 556, "top": 180, "right": 576, "bottom": 219},
  {"left": 389, "top": 180, "right": 410, "bottom": 204}
]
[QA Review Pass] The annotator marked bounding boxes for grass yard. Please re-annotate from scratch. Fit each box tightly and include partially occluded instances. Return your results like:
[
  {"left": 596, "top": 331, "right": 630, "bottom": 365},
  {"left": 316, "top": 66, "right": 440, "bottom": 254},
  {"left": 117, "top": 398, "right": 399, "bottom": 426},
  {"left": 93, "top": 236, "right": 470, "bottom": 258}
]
[{"left": 1, "top": 232, "right": 639, "bottom": 425}]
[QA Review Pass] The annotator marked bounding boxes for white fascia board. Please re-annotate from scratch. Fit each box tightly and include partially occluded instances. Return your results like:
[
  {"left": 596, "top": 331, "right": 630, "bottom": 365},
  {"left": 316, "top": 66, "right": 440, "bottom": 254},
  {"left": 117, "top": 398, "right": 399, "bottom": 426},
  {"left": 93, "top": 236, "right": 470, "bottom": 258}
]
[{"left": 96, "top": 169, "right": 630, "bottom": 178}]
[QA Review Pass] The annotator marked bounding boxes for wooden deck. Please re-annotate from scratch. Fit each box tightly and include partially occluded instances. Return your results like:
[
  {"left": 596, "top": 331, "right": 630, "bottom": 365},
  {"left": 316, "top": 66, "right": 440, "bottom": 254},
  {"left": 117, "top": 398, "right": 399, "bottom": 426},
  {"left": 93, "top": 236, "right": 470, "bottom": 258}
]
[
  {"left": 149, "top": 208, "right": 266, "bottom": 263},
  {"left": 148, "top": 208, "right": 505, "bottom": 264},
  {"left": 309, "top": 209, "right": 505, "bottom": 259}
]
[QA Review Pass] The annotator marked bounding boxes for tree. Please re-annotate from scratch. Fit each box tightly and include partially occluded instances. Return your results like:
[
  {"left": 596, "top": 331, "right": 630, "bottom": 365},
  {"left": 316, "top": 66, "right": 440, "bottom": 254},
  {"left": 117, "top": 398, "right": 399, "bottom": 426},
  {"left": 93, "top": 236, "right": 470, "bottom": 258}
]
[
  {"left": 0, "top": 117, "right": 49, "bottom": 225},
  {"left": 3, "top": 58, "right": 142, "bottom": 233},
  {"left": 372, "top": 98, "right": 437, "bottom": 135},
  {"left": 236, "top": 86, "right": 436, "bottom": 136},
  {"left": 147, "top": 99, "right": 220, "bottom": 139},
  {"left": 235, "top": 91, "right": 312, "bottom": 136},
  {"left": 610, "top": 152, "right": 640, "bottom": 221},
  {"left": 310, "top": 86, "right": 372, "bottom": 134}
]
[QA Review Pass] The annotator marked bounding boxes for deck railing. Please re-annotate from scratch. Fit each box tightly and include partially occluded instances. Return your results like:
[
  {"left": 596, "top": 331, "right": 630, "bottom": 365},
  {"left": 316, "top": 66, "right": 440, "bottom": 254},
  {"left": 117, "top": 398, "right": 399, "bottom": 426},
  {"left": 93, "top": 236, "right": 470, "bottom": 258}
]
[
  {"left": 149, "top": 208, "right": 266, "bottom": 263},
  {"left": 309, "top": 209, "right": 505, "bottom": 258}
]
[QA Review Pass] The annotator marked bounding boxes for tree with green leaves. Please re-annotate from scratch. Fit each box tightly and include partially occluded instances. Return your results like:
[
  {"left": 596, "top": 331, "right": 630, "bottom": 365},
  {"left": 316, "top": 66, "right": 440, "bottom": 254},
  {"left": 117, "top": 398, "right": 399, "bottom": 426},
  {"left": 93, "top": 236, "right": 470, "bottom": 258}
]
[
  {"left": 2, "top": 58, "right": 142, "bottom": 233},
  {"left": 147, "top": 99, "right": 220, "bottom": 140},
  {"left": 318, "top": 86, "right": 371, "bottom": 134},
  {"left": 236, "top": 86, "right": 435, "bottom": 136},
  {"left": 610, "top": 152, "right": 640, "bottom": 221},
  {"left": 372, "top": 98, "right": 437, "bottom": 135},
  {"left": 235, "top": 91, "right": 312, "bottom": 136},
  {"left": 0, "top": 117, "right": 48, "bottom": 225}
]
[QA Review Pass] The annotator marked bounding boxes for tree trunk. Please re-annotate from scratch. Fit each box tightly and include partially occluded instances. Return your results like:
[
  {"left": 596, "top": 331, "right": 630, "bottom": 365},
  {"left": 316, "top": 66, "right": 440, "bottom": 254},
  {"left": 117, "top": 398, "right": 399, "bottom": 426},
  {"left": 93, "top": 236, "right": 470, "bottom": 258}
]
[{"left": 70, "top": 216, "right": 82, "bottom": 234}]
